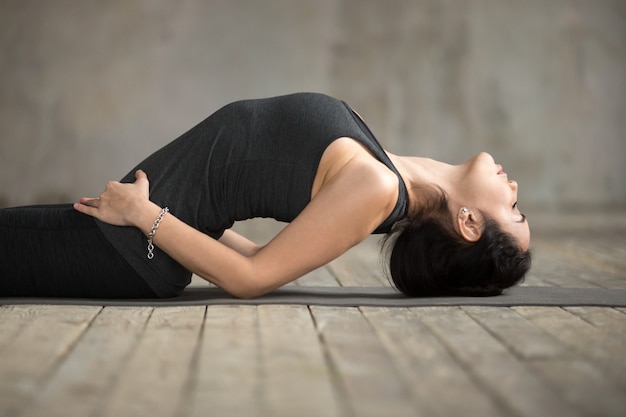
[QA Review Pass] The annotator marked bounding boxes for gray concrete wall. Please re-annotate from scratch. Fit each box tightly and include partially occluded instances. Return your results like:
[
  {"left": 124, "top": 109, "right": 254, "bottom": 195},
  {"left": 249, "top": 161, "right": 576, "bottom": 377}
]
[{"left": 1, "top": 0, "right": 625, "bottom": 211}]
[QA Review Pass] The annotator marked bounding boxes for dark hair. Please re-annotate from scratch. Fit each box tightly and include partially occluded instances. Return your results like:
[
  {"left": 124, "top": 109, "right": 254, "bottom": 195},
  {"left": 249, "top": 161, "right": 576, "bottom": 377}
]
[{"left": 383, "top": 190, "right": 531, "bottom": 297}]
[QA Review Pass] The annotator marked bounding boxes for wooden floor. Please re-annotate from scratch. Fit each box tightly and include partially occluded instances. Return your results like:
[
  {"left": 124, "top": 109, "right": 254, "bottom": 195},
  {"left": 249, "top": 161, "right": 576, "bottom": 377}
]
[{"left": 1, "top": 210, "right": 625, "bottom": 417}]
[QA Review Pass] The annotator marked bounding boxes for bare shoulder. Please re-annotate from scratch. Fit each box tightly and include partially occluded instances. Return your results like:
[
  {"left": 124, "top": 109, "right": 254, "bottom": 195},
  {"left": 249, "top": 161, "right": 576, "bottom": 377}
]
[
  {"left": 303, "top": 138, "right": 401, "bottom": 245},
  {"left": 323, "top": 137, "right": 399, "bottom": 226},
  {"left": 312, "top": 136, "right": 398, "bottom": 204},
  {"left": 337, "top": 155, "right": 399, "bottom": 210},
  {"left": 350, "top": 158, "right": 398, "bottom": 221},
  {"left": 247, "top": 140, "right": 400, "bottom": 295}
]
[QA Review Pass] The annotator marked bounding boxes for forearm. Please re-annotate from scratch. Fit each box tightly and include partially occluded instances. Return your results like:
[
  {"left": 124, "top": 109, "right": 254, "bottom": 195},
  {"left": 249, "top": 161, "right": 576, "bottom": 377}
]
[
  {"left": 218, "top": 230, "right": 262, "bottom": 257},
  {"left": 71, "top": 171, "right": 265, "bottom": 298},
  {"left": 135, "top": 202, "right": 260, "bottom": 298}
]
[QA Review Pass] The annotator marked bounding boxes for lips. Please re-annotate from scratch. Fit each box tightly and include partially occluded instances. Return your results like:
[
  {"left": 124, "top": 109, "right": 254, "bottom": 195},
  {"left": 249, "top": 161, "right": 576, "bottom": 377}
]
[{"left": 496, "top": 165, "right": 508, "bottom": 177}]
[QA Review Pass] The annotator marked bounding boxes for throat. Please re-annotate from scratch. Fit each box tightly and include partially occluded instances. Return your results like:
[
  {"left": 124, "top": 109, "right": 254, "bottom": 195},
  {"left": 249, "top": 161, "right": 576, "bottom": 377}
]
[{"left": 388, "top": 154, "right": 458, "bottom": 212}]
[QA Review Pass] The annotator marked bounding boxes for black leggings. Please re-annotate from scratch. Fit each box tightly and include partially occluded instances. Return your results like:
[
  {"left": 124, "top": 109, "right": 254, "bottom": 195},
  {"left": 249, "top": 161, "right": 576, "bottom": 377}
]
[{"left": 0, "top": 204, "right": 157, "bottom": 298}]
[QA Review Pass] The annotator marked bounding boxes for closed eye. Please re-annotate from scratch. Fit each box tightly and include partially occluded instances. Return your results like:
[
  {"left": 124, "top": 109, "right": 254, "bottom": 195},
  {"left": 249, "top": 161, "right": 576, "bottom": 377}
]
[{"left": 512, "top": 201, "right": 527, "bottom": 223}]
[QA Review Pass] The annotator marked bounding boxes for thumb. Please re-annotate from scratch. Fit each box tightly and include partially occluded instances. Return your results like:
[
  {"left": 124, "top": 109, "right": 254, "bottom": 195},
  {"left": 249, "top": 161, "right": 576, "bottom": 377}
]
[
  {"left": 135, "top": 169, "right": 148, "bottom": 183},
  {"left": 135, "top": 170, "right": 151, "bottom": 195}
]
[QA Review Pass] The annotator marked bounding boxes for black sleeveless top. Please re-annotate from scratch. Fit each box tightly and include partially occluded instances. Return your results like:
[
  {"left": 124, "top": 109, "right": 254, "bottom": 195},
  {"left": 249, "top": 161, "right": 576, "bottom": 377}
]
[{"left": 97, "top": 93, "right": 408, "bottom": 297}]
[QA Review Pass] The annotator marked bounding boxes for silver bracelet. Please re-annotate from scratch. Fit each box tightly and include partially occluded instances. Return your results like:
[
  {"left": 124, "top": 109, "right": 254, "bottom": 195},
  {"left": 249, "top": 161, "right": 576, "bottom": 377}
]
[{"left": 147, "top": 207, "right": 169, "bottom": 259}]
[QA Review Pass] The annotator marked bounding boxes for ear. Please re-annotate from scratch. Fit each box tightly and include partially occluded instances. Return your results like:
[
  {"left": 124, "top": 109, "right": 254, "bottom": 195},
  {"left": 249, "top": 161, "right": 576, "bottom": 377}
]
[{"left": 457, "top": 207, "right": 482, "bottom": 242}]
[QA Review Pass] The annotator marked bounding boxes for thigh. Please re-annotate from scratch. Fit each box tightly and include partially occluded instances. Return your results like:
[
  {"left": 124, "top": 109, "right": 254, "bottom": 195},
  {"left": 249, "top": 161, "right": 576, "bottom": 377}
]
[{"left": 0, "top": 204, "right": 157, "bottom": 298}]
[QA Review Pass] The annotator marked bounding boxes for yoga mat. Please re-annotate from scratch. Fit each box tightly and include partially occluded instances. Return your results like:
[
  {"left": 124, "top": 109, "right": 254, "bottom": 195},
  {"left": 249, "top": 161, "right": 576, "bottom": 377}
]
[{"left": 1, "top": 286, "right": 626, "bottom": 307}]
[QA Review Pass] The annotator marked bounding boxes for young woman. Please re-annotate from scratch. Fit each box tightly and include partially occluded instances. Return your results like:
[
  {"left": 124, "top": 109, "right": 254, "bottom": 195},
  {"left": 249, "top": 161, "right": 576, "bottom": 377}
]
[{"left": 0, "top": 93, "right": 531, "bottom": 299}]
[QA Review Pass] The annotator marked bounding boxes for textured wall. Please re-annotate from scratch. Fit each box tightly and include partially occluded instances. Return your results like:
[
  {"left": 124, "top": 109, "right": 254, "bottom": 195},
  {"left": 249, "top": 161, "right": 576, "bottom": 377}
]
[{"left": 1, "top": 0, "right": 625, "bottom": 210}]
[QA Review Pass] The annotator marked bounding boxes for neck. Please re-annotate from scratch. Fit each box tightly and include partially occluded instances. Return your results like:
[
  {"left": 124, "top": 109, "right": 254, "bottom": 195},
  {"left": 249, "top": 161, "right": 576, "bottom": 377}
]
[{"left": 388, "top": 153, "right": 464, "bottom": 214}]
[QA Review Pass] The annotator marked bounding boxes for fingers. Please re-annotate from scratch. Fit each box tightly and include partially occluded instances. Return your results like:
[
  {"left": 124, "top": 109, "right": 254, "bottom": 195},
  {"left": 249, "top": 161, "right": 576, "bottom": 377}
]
[
  {"left": 73, "top": 201, "right": 98, "bottom": 217},
  {"left": 134, "top": 169, "right": 151, "bottom": 197},
  {"left": 135, "top": 169, "right": 148, "bottom": 183},
  {"left": 74, "top": 171, "right": 150, "bottom": 222},
  {"left": 135, "top": 169, "right": 147, "bottom": 179},
  {"left": 79, "top": 197, "right": 100, "bottom": 207},
  {"left": 74, "top": 197, "right": 101, "bottom": 218}
]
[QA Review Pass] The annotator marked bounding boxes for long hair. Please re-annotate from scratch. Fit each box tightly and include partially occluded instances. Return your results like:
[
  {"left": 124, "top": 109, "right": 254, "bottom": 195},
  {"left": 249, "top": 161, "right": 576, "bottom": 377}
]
[{"left": 383, "top": 189, "right": 531, "bottom": 297}]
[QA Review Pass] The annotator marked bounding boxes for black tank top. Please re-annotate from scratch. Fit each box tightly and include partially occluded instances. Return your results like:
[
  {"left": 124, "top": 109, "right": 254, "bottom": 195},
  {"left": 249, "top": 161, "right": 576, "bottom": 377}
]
[{"left": 97, "top": 93, "right": 408, "bottom": 296}]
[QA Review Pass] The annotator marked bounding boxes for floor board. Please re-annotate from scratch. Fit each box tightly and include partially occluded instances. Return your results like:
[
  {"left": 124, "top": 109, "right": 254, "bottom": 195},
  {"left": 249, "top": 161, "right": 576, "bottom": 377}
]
[{"left": 1, "top": 211, "right": 626, "bottom": 417}]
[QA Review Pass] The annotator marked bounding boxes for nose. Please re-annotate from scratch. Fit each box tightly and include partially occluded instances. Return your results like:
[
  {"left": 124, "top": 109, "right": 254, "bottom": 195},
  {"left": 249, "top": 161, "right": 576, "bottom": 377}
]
[{"left": 478, "top": 152, "right": 495, "bottom": 164}]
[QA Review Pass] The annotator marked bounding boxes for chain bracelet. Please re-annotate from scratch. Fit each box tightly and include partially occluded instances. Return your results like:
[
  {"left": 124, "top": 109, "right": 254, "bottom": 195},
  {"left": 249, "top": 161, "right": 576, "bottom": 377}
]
[{"left": 147, "top": 207, "right": 169, "bottom": 259}]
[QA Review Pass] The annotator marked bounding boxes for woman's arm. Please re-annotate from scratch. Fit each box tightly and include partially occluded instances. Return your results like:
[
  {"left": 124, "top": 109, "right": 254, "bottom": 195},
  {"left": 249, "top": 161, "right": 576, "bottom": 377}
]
[
  {"left": 75, "top": 164, "right": 398, "bottom": 298},
  {"left": 218, "top": 230, "right": 261, "bottom": 257}
]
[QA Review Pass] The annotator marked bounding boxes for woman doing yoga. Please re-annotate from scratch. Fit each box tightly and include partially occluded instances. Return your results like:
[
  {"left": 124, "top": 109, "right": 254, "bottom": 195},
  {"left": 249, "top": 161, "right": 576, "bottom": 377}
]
[{"left": 0, "top": 93, "right": 531, "bottom": 299}]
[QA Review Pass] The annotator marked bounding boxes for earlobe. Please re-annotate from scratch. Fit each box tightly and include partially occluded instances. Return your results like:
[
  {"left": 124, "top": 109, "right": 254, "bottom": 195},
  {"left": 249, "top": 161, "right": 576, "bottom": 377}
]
[{"left": 457, "top": 207, "right": 482, "bottom": 242}]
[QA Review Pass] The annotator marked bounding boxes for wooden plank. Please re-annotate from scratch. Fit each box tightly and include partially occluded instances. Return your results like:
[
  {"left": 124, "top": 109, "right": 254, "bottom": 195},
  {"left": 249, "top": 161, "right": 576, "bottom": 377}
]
[
  {"left": 513, "top": 307, "right": 626, "bottom": 390},
  {"left": 185, "top": 305, "right": 262, "bottom": 417},
  {"left": 0, "top": 305, "right": 101, "bottom": 416},
  {"left": 563, "top": 234, "right": 626, "bottom": 275},
  {"left": 529, "top": 359, "right": 626, "bottom": 416},
  {"left": 519, "top": 271, "right": 554, "bottom": 287},
  {"left": 0, "top": 305, "right": 52, "bottom": 353},
  {"left": 361, "top": 306, "right": 507, "bottom": 416},
  {"left": 564, "top": 307, "right": 626, "bottom": 343},
  {"left": 20, "top": 307, "right": 152, "bottom": 417},
  {"left": 462, "top": 306, "right": 571, "bottom": 360},
  {"left": 515, "top": 306, "right": 626, "bottom": 359},
  {"left": 410, "top": 306, "right": 583, "bottom": 417},
  {"left": 532, "top": 238, "right": 626, "bottom": 288},
  {"left": 97, "top": 306, "right": 206, "bottom": 417},
  {"left": 527, "top": 241, "right": 601, "bottom": 288},
  {"left": 257, "top": 305, "right": 342, "bottom": 417},
  {"left": 310, "top": 306, "right": 417, "bottom": 417},
  {"left": 189, "top": 305, "right": 342, "bottom": 417},
  {"left": 327, "top": 236, "right": 390, "bottom": 287},
  {"left": 464, "top": 306, "right": 626, "bottom": 415}
]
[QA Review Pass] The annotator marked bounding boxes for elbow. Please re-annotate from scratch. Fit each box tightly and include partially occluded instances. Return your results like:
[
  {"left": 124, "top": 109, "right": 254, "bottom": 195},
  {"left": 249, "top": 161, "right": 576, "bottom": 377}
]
[
  {"left": 229, "top": 284, "right": 267, "bottom": 300},
  {"left": 232, "top": 291, "right": 259, "bottom": 300},
  {"left": 202, "top": 256, "right": 273, "bottom": 300},
  {"left": 224, "top": 271, "right": 271, "bottom": 300},
  {"left": 227, "top": 282, "right": 257, "bottom": 299}
]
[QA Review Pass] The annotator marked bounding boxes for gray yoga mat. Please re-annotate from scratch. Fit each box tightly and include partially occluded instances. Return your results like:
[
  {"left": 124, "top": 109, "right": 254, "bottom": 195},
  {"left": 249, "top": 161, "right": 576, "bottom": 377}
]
[{"left": 1, "top": 286, "right": 626, "bottom": 307}]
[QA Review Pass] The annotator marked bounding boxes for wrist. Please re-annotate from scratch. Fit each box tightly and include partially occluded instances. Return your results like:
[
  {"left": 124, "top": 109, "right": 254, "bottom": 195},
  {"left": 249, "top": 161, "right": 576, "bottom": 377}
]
[
  {"left": 146, "top": 207, "right": 170, "bottom": 259},
  {"left": 134, "top": 201, "right": 164, "bottom": 236}
]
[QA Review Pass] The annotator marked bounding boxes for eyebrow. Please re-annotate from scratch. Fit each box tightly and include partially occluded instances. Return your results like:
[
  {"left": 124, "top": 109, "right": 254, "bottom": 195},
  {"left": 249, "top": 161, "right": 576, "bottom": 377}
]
[{"left": 516, "top": 213, "right": 527, "bottom": 224}]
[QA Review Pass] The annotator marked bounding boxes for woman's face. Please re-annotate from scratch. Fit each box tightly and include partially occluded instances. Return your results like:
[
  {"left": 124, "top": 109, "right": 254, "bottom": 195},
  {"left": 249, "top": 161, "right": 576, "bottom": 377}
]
[{"left": 459, "top": 152, "right": 531, "bottom": 250}]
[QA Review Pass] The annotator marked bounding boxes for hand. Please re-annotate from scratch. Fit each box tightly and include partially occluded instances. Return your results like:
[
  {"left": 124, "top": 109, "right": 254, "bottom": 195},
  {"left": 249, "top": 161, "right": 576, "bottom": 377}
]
[{"left": 73, "top": 170, "right": 153, "bottom": 227}]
